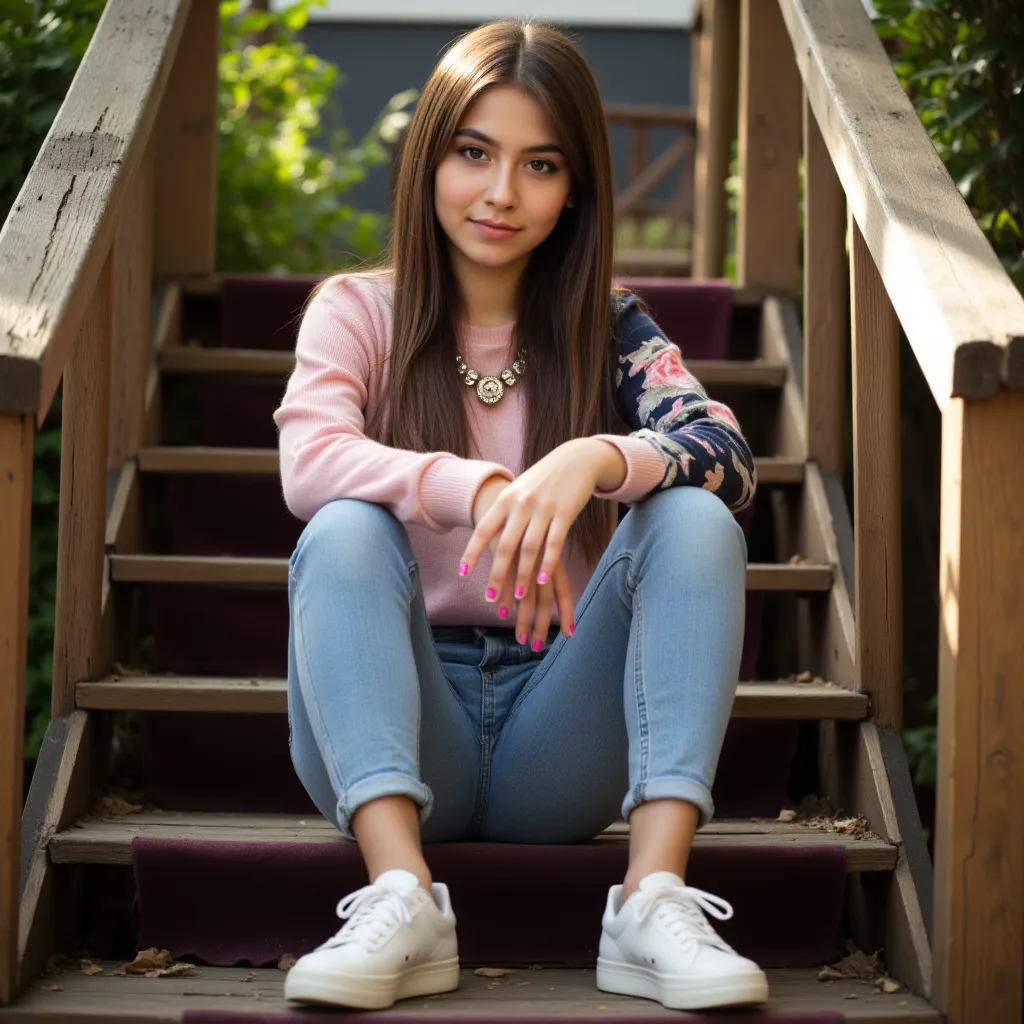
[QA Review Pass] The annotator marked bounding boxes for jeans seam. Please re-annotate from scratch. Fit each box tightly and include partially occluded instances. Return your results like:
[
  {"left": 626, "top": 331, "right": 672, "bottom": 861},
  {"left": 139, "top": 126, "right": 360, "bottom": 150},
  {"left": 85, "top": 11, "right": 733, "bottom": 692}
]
[
  {"left": 502, "top": 551, "right": 633, "bottom": 731},
  {"left": 471, "top": 670, "right": 495, "bottom": 835},
  {"left": 630, "top": 582, "right": 650, "bottom": 810}
]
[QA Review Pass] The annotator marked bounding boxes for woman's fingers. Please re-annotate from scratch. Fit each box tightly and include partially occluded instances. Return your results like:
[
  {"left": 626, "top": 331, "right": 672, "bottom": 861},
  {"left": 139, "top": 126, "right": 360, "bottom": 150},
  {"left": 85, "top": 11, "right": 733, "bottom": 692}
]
[
  {"left": 481, "top": 508, "right": 530, "bottom": 604},
  {"left": 458, "top": 496, "right": 508, "bottom": 578},
  {"left": 533, "top": 514, "right": 572, "bottom": 594},
  {"left": 531, "top": 572, "right": 555, "bottom": 649},
  {"left": 552, "top": 561, "right": 575, "bottom": 638}
]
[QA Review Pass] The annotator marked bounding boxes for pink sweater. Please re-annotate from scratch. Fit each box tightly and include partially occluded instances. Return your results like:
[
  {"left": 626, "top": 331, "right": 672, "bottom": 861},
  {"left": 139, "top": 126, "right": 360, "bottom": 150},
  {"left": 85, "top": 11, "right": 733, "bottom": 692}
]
[{"left": 274, "top": 272, "right": 667, "bottom": 625}]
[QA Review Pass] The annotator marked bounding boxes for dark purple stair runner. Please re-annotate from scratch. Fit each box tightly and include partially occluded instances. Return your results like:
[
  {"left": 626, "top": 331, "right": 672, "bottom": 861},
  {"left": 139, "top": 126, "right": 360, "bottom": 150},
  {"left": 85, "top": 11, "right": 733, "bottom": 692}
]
[
  {"left": 133, "top": 839, "right": 845, "bottom": 970},
  {"left": 184, "top": 1011, "right": 843, "bottom": 1023}
]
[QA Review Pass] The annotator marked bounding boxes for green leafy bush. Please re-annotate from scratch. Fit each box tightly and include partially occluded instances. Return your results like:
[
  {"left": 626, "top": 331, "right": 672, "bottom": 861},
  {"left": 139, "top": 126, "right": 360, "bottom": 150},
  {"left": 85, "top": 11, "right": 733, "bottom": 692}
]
[
  {"left": 216, "top": 0, "right": 416, "bottom": 272},
  {"left": 872, "top": 0, "right": 1024, "bottom": 290}
]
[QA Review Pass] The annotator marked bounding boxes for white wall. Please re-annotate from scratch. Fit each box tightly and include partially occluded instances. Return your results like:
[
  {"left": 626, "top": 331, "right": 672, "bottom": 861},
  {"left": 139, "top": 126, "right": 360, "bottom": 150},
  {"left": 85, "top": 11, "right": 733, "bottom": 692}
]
[{"left": 276, "top": 0, "right": 699, "bottom": 27}]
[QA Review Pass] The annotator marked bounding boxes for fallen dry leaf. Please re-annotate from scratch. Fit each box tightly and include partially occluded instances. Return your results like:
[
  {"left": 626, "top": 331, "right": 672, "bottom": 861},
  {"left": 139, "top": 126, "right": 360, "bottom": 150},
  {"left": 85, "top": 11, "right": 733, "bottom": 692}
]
[
  {"left": 240, "top": 971, "right": 257, "bottom": 983},
  {"left": 113, "top": 662, "right": 147, "bottom": 678},
  {"left": 278, "top": 954, "right": 296, "bottom": 971},
  {"left": 78, "top": 961, "right": 103, "bottom": 976},
  {"left": 794, "top": 670, "right": 812, "bottom": 682},
  {"left": 844, "top": 992, "right": 859, "bottom": 1000},
  {"left": 95, "top": 795, "right": 143, "bottom": 819},
  {"left": 788, "top": 554, "right": 808, "bottom": 565},
  {"left": 777, "top": 809, "right": 799, "bottom": 824},
  {"left": 876, "top": 977, "right": 902, "bottom": 994},
  {"left": 38, "top": 984, "right": 63, "bottom": 992},
  {"left": 818, "top": 966, "right": 846, "bottom": 982},
  {"left": 474, "top": 967, "right": 514, "bottom": 978},
  {"left": 45, "top": 953, "right": 74, "bottom": 974},
  {"left": 121, "top": 947, "right": 194, "bottom": 978}
]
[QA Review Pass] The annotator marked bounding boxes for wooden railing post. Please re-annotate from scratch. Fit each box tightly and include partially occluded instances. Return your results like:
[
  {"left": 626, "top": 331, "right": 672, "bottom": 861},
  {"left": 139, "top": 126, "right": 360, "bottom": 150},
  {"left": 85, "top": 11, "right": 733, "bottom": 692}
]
[
  {"left": 850, "top": 217, "right": 902, "bottom": 732},
  {"left": 802, "top": 93, "right": 847, "bottom": 479},
  {"left": 52, "top": 254, "right": 113, "bottom": 717},
  {"left": 933, "top": 391, "right": 1024, "bottom": 1024},
  {"left": 692, "top": 0, "right": 739, "bottom": 279},
  {"left": 155, "top": 0, "right": 220, "bottom": 278},
  {"left": 736, "top": 0, "right": 801, "bottom": 291},
  {"left": 109, "top": 137, "right": 155, "bottom": 468},
  {"left": 0, "top": 415, "right": 34, "bottom": 1005}
]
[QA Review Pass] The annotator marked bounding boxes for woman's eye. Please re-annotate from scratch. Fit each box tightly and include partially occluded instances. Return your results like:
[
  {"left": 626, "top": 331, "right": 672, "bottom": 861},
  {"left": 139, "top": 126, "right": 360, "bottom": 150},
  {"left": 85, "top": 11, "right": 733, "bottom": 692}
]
[
  {"left": 529, "top": 159, "right": 556, "bottom": 174},
  {"left": 460, "top": 145, "right": 486, "bottom": 161}
]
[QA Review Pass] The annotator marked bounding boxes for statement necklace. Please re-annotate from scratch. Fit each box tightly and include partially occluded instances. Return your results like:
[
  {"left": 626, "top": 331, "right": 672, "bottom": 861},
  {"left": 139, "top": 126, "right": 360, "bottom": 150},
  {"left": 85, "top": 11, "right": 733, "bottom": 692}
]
[{"left": 456, "top": 349, "right": 526, "bottom": 405}]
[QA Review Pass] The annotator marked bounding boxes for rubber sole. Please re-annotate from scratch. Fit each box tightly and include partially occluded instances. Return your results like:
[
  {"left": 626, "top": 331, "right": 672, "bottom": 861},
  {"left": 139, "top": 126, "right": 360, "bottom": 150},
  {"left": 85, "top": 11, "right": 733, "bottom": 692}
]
[
  {"left": 284, "top": 957, "right": 461, "bottom": 1010},
  {"left": 596, "top": 957, "right": 770, "bottom": 1010}
]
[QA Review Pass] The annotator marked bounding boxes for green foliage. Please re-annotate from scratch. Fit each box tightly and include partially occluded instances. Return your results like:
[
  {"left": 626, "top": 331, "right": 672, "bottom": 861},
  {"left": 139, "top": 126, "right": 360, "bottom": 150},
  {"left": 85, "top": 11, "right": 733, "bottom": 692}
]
[
  {"left": 0, "top": 0, "right": 106, "bottom": 224},
  {"left": 871, "top": 0, "right": 1024, "bottom": 290},
  {"left": 216, "top": 0, "right": 416, "bottom": 272}
]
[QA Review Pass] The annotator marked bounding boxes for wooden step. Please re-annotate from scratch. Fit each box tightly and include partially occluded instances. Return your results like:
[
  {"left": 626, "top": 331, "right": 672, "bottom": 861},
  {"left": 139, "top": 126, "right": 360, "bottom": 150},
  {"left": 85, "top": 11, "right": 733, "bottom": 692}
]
[
  {"left": 137, "top": 446, "right": 804, "bottom": 484},
  {"left": 3, "top": 964, "right": 941, "bottom": 1020},
  {"left": 76, "top": 676, "right": 868, "bottom": 719},
  {"left": 108, "top": 555, "right": 833, "bottom": 591},
  {"left": 159, "top": 345, "right": 787, "bottom": 389},
  {"left": 48, "top": 811, "right": 897, "bottom": 871}
]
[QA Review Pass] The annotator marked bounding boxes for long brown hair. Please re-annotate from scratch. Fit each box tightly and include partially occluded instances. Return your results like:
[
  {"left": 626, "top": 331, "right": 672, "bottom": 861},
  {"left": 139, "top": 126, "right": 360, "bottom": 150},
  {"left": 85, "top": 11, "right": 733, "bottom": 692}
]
[{"left": 377, "top": 20, "right": 628, "bottom": 563}]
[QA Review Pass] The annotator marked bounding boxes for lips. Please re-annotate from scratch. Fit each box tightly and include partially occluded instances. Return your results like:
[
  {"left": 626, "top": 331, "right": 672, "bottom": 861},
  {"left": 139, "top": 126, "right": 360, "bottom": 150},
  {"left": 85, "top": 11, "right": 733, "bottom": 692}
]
[{"left": 471, "top": 219, "right": 521, "bottom": 239}]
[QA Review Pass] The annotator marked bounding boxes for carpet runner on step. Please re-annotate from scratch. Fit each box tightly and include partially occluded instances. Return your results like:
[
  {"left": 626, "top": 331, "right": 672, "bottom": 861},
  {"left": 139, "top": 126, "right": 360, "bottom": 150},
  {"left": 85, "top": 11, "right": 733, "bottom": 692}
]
[{"left": 133, "top": 838, "right": 846, "bottom": 969}]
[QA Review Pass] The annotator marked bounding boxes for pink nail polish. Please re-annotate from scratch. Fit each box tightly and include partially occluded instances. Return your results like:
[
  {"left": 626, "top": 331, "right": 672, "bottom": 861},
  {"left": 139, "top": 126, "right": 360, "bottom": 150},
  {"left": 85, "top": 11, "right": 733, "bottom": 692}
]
[
  {"left": 485, "top": 587, "right": 496, "bottom": 601},
  {"left": 537, "top": 571, "right": 549, "bottom": 584},
  {"left": 458, "top": 563, "right": 468, "bottom": 576},
  {"left": 518, "top": 634, "right": 528, "bottom": 645},
  {"left": 514, "top": 585, "right": 525, "bottom": 599},
  {"left": 568, "top": 623, "right": 575, "bottom": 637},
  {"left": 499, "top": 606, "right": 508, "bottom": 619},
  {"left": 532, "top": 639, "right": 543, "bottom": 652}
]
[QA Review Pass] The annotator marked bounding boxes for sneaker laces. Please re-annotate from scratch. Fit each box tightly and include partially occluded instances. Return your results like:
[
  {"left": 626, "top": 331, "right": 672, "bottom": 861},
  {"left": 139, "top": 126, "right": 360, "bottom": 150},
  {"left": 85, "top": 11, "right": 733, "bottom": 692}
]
[
  {"left": 632, "top": 885, "right": 737, "bottom": 954},
  {"left": 320, "top": 882, "right": 415, "bottom": 951}
]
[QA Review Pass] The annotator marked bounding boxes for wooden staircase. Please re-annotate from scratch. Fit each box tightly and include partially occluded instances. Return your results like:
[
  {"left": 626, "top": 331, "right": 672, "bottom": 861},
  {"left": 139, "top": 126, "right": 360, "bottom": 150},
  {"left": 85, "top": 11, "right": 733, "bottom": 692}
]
[{"left": 3, "top": 0, "right": 1024, "bottom": 1021}]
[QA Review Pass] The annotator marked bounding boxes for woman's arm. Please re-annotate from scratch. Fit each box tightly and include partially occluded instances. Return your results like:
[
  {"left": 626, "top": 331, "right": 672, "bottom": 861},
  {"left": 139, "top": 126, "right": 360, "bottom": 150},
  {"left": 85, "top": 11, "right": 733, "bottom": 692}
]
[
  {"left": 591, "top": 293, "right": 757, "bottom": 512},
  {"left": 274, "top": 275, "right": 513, "bottom": 531}
]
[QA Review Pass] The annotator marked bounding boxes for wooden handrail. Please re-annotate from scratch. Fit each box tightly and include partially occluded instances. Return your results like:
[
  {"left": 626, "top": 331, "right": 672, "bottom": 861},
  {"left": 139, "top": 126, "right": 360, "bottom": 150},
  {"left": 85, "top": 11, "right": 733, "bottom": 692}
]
[
  {"left": 776, "top": 0, "right": 1024, "bottom": 405},
  {"left": 0, "top": 0, "right": 191, "bottom": 422}
]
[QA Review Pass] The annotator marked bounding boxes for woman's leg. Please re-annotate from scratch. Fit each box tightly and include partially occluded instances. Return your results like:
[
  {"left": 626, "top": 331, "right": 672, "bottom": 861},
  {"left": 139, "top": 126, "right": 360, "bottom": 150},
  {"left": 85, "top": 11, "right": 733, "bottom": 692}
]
[
  {"left": 286, "top": 498, "right": 482, "bottom": 886},
  {"left": 482, "top": 487, "right": 747, "bottom": 890}
]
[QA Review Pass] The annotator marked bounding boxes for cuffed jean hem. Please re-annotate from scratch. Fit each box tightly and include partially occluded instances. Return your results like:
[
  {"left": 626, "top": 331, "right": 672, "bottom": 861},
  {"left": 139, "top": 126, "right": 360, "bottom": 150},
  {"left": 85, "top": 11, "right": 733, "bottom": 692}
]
[
  {"left": 622, "top": 774, "right": 715, "bottom": 829},
  {"left": 336, "top": 772, "right": 435, "bottom": 841}
]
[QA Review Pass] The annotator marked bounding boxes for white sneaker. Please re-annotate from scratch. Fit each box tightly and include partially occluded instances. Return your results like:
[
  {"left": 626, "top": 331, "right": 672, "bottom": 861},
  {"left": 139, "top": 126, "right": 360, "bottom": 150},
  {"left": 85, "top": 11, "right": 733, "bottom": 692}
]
[
  {"left": 284, "top": 869, "right": 459, "bottom": 1009},
  {"left": 596, "top": 871, "right": 769, "bottom": 1010}
]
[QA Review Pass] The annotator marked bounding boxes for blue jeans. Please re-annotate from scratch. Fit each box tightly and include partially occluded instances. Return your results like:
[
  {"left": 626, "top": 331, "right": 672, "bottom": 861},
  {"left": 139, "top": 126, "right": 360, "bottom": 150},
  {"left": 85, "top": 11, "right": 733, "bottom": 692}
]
[{"left": 287, "top": 487, "right": 747, "bottom": 844}]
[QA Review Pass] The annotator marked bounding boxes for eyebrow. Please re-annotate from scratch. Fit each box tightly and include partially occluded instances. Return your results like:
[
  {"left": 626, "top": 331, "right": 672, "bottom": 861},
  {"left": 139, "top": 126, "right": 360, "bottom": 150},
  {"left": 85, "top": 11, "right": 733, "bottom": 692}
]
[{"left": 455, "top": 127, "right": 564, "bottom": 156}]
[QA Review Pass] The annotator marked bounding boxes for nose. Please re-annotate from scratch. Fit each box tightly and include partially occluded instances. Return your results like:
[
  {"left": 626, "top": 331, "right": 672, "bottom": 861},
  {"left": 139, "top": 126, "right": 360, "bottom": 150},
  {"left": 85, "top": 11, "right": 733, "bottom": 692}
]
[{"left": 484, "top": 160, "right": 517, "bottom": 210}]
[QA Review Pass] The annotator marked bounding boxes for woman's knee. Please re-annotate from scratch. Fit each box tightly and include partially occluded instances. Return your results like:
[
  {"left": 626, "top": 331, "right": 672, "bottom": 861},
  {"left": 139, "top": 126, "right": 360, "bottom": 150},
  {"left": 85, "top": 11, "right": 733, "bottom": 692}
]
[
  {"left": 633, "top": 486, "right": 747, "bottom": 571},
  {"left": 291, "top": 499, "right": 411, "bottom": 579}
]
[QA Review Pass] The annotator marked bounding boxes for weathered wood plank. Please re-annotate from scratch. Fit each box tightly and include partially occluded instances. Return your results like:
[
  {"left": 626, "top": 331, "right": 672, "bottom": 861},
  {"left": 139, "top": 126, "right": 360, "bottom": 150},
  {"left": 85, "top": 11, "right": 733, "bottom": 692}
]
[
  {"left": 0, "top": 415, "right": 34, "bottom": 1006},
  {"left": 692, "top": 0, "right": 740, "bottom": 279},
  {"left": 802, "top": 93, "right": 847, "bottom": 480},
  {"left": 47, "top": 813, "right": 896, "bottom": 871},
  {"left": 107, "top": 137, "right": 154, "bottom": 468},
  {"left": 850, "top": 219, "right": 902, "bottom": 730},
  {"left": 760, "top": 298, "right": 808, "bottom": 461},
  {"left": 0, "top": 0, "right": 190, "bottom": 419},
  {"left": 776, "top": 0, "right": 1024, "bottom": 402},
  {"left": 933, "top": 392, "right": 1024, "bottom": 1024},
  {"left": 154, "top": 0, "right": 220, "bottom": 277},
  {"left": 74, "top": 676, "right": 868, "bottom": 720},
  {"left": 106, "top": 555, "right": 833, "bottom": 591},
  {"left": 104, "top": 460, "right": 140, "bottom": 554},
  {"left": 736, "top": 0, "right": 801, "bottom": 292},
  {"left": 52, "top": 254, "right": 113, "bottom": 717},
  {"left": 0, "top": 967, "right": 942, "bottom": 1020},
  {"left": 17, "top": 712, "right": 94, "bottom": 999}
]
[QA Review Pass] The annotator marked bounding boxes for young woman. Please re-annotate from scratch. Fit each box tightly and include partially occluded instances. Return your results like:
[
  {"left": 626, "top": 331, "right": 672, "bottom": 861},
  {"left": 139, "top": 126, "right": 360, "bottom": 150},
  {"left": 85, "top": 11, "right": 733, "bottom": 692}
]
[{"left": 274, "top": 18, "right": 764, "bottom": 1013}]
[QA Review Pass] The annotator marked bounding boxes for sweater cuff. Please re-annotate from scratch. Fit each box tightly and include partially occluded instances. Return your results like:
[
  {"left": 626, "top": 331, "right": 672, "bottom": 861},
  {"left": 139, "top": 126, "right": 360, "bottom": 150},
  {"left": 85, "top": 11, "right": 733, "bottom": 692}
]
[
  {"left": 420, "top": 456, "right": 514, "bottom": 531},
  {"left": 592, "top": 434, "right": 668, "bottom": 505}
]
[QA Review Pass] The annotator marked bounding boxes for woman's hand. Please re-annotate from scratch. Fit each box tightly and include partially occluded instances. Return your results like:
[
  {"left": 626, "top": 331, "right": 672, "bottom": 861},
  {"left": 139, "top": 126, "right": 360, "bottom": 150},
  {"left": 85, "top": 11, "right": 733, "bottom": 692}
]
[{"left": 459, "top": 437, "right": 627, "bottom": 645}]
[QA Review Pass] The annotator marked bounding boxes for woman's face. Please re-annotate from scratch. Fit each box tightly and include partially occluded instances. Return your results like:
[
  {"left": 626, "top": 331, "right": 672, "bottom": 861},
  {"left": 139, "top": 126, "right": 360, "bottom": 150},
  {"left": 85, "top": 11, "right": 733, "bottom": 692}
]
[{"left": 434, "top": 85, "right": 573, "bottom": 276}]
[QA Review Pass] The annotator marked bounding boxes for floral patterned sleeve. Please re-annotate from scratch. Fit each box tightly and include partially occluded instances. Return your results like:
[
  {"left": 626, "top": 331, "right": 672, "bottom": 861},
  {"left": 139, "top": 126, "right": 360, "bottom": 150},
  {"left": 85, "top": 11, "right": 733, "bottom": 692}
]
[{"left": 601, "top": 292, "right": 757, "bottom": 512}]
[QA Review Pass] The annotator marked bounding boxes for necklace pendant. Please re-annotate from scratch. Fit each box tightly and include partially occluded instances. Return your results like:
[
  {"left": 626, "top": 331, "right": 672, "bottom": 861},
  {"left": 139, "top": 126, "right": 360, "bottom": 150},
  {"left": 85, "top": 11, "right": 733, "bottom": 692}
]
[{"left": 476, "top": 375, "right": 505, "bottom": 404}]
